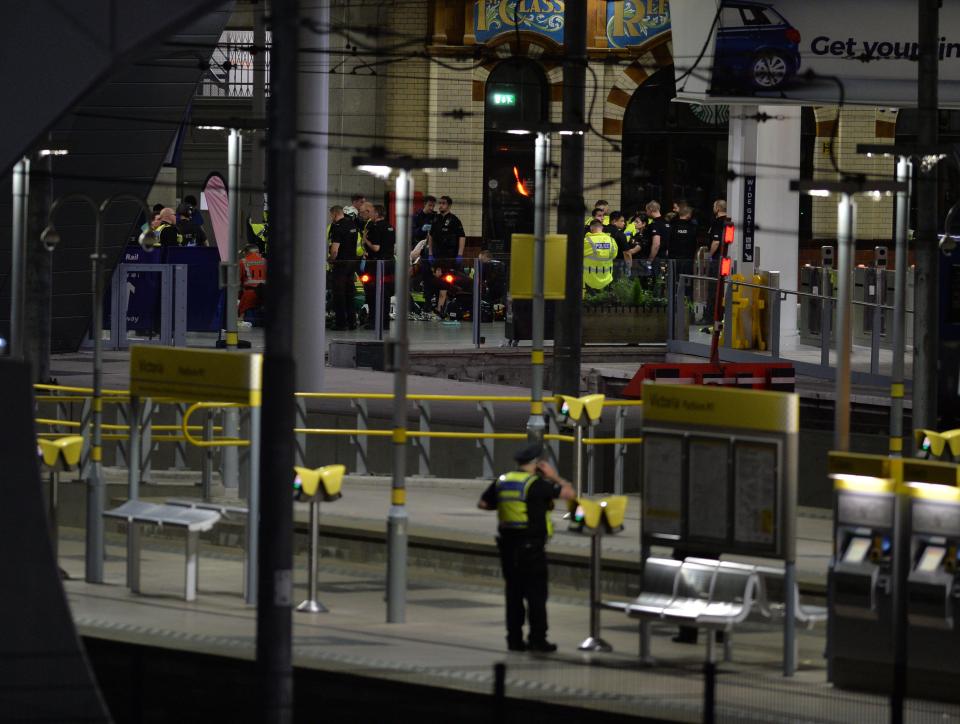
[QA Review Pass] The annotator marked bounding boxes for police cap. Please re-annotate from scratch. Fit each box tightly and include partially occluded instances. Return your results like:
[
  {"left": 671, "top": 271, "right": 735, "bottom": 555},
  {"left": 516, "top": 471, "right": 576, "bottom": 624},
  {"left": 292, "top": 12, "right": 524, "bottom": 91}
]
[{"left": 514, "top": 443, "right": 543, "bottom": 465}]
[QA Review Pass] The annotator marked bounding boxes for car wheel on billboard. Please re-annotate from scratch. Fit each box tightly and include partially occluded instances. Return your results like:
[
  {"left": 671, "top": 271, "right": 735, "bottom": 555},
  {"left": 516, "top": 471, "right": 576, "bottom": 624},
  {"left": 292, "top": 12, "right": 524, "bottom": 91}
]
[{"left": 751, "top": 51, "right": 789, "bottom": 89}]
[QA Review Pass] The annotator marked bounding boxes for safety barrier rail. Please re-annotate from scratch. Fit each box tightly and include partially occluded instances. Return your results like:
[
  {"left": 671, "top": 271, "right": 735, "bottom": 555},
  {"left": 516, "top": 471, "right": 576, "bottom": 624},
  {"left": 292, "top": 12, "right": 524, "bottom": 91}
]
[{"left": 35, "top": 385, "right": 644, "bottom": 495}]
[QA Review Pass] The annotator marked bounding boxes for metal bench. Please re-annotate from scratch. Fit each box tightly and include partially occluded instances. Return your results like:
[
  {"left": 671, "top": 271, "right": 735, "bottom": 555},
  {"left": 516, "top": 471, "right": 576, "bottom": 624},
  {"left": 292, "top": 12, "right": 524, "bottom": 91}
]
[
  {"left": 627, "top": 557, "right": 759, "bottom": 662},
  {"left": 104, "top": 500, "right": 221, "bottom": 601},
  {"left": 753, "top": 564, "right": 827, "bottom": 627},
  {"left": 166, "top": 498, "right": 249, "bottom": 518}
]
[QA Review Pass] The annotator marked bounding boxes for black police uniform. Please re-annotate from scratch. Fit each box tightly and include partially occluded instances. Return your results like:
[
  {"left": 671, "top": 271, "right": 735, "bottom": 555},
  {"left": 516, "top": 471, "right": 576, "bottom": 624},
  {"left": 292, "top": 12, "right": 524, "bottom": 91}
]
[
  {"left": 480, "top": 448, "right": 562, "bottom": 651},
  {"left": 330, "top": 215, "right": 360, "bottom": 329},
  {"left": 177, "top": 220, "right": 207, "bottom": 247},
  {"left": 669, "top": 217, "right": 698, "bottom": 279},
  {"left": 364, "top": 218, "right": 395, "bottom": 330},
  {"left": 642, "top": 216, "right": 671, "bottom": 261},
  {"left": 430, "top": 211, "right": 465, "bottom": 269}
]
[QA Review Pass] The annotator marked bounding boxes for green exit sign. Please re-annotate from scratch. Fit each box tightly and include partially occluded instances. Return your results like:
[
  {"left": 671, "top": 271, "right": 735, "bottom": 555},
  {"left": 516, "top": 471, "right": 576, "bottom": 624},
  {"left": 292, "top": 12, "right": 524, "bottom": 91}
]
[{"left": 492, "top": 92, "right": 516, "bottom": 106}]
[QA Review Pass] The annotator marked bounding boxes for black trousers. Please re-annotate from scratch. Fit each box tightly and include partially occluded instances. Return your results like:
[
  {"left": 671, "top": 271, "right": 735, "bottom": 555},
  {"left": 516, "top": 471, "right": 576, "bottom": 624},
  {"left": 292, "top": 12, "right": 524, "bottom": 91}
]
[
  {"left": 497, "top": 535, "right": 549, "bottom": 644},
  {"left": 331, "top": 267, "right": 357, "bottom": 328}
]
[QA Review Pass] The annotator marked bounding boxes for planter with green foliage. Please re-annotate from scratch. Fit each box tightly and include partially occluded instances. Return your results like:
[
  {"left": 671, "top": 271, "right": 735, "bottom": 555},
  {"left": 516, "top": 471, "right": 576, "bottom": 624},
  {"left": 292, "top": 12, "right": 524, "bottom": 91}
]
[{"left": 582, "top": 278, "right": 668, "bottom": 344}]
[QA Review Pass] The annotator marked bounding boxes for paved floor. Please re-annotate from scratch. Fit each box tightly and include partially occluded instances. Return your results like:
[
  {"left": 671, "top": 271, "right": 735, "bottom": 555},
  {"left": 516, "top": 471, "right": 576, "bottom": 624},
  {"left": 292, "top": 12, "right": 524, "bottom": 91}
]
[{"left": 59, "top": 529, "right": 960, "bottom": 724}]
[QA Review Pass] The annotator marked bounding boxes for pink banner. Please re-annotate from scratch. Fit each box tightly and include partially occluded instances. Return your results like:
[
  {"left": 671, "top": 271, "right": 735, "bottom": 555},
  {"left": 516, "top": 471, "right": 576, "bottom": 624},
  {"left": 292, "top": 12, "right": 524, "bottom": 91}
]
[{"left": 202, "top": 172, "right": 230, "bottom": 260}]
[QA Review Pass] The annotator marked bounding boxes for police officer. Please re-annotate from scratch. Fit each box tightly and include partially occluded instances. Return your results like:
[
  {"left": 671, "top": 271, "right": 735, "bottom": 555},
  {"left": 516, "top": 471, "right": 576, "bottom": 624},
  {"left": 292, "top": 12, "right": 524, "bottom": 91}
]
[
  {"left": 478, "top": 444, "right": 575, "bottom": 652},
  {"left": 669, "top": 202, "right": 697, "bottom": 264},
  {"left": 703, "top": 199, "right": 729, "bottom": 327},
  {"left": 641, "top": 200, "right": 670, "bottom": 263},
  {"left": 362, "top": 204, "right": 395, "bottom": 331},
  {"left": 155, "top": 207, "right": 182, "bottom": 247},
  {"left": 427, "top": 195, "right": 466, "bottom": 270},
  {"left": 604, "top": 211, "right": 631, "bottom": 278},
  {"left": 328, "top": 205, "right": 360, "bottom": 330},
  {"left": 176, "top": 201, "right": 207, "bottom": 247},
  {"left": 583, "top": 218, "right": 618, "bottom": 292}
]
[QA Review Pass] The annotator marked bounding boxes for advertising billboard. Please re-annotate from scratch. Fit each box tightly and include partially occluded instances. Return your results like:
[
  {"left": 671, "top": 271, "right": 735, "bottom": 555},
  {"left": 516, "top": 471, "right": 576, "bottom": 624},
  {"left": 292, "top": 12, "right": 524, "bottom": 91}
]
[{"left": 670, "top": 0, "right": 960, "bottom": 107}]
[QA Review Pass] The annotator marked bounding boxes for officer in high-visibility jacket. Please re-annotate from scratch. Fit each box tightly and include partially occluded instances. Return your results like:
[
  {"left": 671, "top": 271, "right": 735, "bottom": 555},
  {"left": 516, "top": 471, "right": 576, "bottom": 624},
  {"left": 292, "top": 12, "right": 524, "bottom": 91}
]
[
  {"left": 478, "top": 444, "right": 575, "bottom": 653},
  {"left": 582, "top": 219, "right": 618, "bottom": 291}
]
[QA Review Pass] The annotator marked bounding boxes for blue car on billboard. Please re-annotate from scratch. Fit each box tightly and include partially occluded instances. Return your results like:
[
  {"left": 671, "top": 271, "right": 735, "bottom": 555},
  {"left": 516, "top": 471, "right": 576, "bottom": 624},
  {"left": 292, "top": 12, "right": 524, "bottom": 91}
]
[{"left": 711, "top": 1, "right": 802, "bottom": 93}]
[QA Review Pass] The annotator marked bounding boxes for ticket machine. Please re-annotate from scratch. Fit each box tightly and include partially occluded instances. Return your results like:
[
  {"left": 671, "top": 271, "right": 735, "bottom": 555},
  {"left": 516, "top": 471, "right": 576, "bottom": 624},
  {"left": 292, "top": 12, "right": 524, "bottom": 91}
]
[
  {"left": 902, "top": 461, "right": 960, "bottom": 699},
  {"left": 828, "top": 454, "right": 896, "bottom": 689}
]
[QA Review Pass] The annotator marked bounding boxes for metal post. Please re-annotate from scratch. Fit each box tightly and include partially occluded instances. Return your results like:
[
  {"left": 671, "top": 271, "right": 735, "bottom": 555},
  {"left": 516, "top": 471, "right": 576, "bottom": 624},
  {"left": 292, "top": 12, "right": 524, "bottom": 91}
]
[
  {"left": 352, "top": 399, "right": 369, "bottom": 474},
  {"left": 769, "top": 271, "right": 782, "bottom": 359},
  {"left": 783, "top": 560, "right": 797, "bottom": 676},
  {"left": 387, "top": 168, "right": 413, "bottom": 623},
  {"left": 48, "top": 471, "right": 59, "bottom": 563},
  {"left": 374, "top": 259, "right": 385, "bottom": 342},
  {"left": 478, "top": 401, "right": 495, "bottom": 480},
  {"left": 586, "top": 422, "right": 596, "bottom": 495},
  {"left": 579, "top": 533, "right": 612, "bottom": 652},
  {"left": 296, "top": 499, "right": 328, "bottom": 613},
  {"left": 473, "top": 257, "right": 483, "bottom": 349},
  {"left": 173, "top": 404, "right": 188, "bottom": 470},
  {"left": 834, "top": 194, "right": 855, "bottom": 451},
  {"left": 127, "top": 395, "right": 141, "bottom": 590},
  {"left": 573, "top": 424, "right": 584, "bottom": 498},
  {"left": 527, "top": 131, "right": 549, "bottom": 444},
  {"left": 666, "top": 261, "right": 675, "bottom": 341},
  {"left": 294, "top": 396, "right": 307, "bottom": 468},
  {"left": 246, "top": 404, "right": 262, "bottom": 606},
  {"left": 554, "top": 0, "right": 587, "bottom": 400},
  {"left": 223, "top": 127, "right": 243, "bottom": 495},
  {"left": 256, "top": 0, "right": 298, "bottom": 717},
  {"left": 10, "top": 157, "right": 29, "bottom": 358},
  {"left": 890, "top": 157, "right": 909, "bottom": 456},
  {"left": 140, "top": 398, "right": 153, "bottom": 484},
  {"left": 890, "top": 486, "right": 910, "bottom": 723},
  {"left": 821, "top": 267, "right": 831, "bottom": 367},
  {"left": 416, "top": 400, "right": 432, "bottom": 477},
  {"left": 86, "top": 211, "right": 106, "bottom": 583},
  {"left": 870, "top": 267, "right": 882, "bottom": 375},
  {"left": 613, "top": 407, "right": 626, "bottom": 495},
  {"left": 201, "top": 410, "right": 214, "bottom": 500},
  {"left": 914, "top": 0, "right": 940, "bottom": 431}
]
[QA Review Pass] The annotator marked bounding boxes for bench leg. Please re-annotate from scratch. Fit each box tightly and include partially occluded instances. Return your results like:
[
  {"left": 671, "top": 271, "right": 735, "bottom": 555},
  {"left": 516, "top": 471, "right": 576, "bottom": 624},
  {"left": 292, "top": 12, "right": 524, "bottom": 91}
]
[
  {"left": 128, "top": 524, "right": 141, "bottom": 594},
  {"left": 185, "top": 531, "right": 199, "bottom": 602},
  {"left": 640, "top": 620, "right": 653, "bottom": 664}
]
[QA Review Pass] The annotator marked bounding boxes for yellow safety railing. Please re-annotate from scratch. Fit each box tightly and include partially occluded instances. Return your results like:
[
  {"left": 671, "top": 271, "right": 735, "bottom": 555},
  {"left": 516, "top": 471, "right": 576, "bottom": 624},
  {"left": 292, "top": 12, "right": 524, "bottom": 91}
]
[
  {"left": 34, "top": 384, "right": 642, "bottom": 450},
  {"left": 181, "top": 401, "right": 251, "bottom": 448}
]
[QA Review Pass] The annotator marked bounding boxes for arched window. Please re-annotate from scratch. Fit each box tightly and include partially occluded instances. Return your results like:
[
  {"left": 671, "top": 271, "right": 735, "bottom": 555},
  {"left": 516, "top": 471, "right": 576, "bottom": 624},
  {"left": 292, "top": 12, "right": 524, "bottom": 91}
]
[
  {"left": 621, "top": 67, "right": 729, "bottom": 224},
  {"left": 482, "top": 59, "right": 549, "bottom": 249}
]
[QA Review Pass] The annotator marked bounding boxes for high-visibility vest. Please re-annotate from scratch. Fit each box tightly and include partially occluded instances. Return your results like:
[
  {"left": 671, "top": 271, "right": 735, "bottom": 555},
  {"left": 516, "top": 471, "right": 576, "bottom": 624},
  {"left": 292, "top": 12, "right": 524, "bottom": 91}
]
[
  {"left": 240, "top": 252, "right": 266, "bottom": 288},
  {"left": 495, "top": 471, "right": 553, "bottom": 537},
  {"left": 582, "top": 231, "right": 618, "bottom": 290},
  {"left": 585, "top": 214, "right": 610, "bottom": 226},
  {"left": 154, "top": 222, "right": 181, "bottom": 247}
]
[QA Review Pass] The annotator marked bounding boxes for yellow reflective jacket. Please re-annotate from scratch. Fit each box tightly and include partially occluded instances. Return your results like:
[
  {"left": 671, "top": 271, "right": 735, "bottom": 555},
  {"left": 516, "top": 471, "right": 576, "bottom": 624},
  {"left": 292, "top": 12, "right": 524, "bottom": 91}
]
[
  {"left": 495, "top": 471, "right": 553, "bottom": 538},
  {"left": 582, "top": 231, "right": 618, "bottom": 290}
]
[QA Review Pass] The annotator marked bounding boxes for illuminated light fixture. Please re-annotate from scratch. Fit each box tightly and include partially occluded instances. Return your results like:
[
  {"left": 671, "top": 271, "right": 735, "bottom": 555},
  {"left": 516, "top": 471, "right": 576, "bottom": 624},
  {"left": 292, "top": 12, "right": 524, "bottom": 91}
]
[
  {"left": 905, "top": 481, "right": 960, "bottom": 502},
  {"left": 444, "top": 273, "right": 454, "bottom": 283},
  {"left": 513, "top": 166, "right": 531, "bottom": 197},
  {"left": 829, "top": 473, "right": 895, "bottom": 494},
  {"left": 507, "top": 129, "right": 531, "bottom": 135},
  {"left": 807, "top": 189, "right": 831, "bottom": 197},
  {"left": 38, "top": 148, "right": 69, "bottom": 157},
  {"left": 359, "top": 273, "right": 371, "bottom": 283},
  {"left": 197, "top": 125, "right": 226, "bottom": 131},
  {"left": 356, "top": 164, "right": 391, "bottom": 179},
  {"left": 558, "top": 129, "right": 585, "bottom": 136},
  {"left": 791, "top": 179, "right": 907, "bottom": 198},
  {"left": 720, "top": 257, "right": 732, "bottom": 276}
]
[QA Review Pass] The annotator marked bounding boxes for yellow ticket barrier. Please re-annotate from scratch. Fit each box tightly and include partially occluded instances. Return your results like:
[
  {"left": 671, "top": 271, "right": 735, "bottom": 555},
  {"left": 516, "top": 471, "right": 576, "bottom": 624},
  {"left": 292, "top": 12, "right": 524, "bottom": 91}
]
[
  {"left": 569, "top": 494, "right": 628, "bottom": 653},
  {"left": 37, "top": 435, "right": 84, "bottom": 576},
  {"left": 293, "top": 464, "right": 346, "bottom": 614}
]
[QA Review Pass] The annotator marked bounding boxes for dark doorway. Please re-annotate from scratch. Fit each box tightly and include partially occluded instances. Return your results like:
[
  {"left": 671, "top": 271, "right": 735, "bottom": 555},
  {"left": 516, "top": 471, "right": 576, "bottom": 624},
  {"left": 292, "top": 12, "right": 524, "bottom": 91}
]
[
  {"left": 621, "top": 66, "right": 729, "bottom": 224},
  {"left": 482, "top": 59, "right": 549, "bottom": 251},
  {"left": 896, "top": 109, "right": 960, "bottom": 235}
]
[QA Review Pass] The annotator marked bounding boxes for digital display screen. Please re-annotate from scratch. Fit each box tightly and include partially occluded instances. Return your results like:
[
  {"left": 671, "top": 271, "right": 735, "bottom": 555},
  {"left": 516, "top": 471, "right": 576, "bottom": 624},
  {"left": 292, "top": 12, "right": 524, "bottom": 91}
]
[
  {"left": 918, "top": 545, "right": 946, "bottom": 573},
  {"left": 843, "top": 536, "right": 871, "bottom": 564}
]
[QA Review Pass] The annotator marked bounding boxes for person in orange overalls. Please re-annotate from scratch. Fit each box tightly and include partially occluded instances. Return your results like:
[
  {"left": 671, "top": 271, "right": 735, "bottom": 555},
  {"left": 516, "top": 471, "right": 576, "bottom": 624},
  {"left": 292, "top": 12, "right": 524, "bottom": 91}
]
[{"left": 238, "top": 243, "right": 266, "bottom": 323}]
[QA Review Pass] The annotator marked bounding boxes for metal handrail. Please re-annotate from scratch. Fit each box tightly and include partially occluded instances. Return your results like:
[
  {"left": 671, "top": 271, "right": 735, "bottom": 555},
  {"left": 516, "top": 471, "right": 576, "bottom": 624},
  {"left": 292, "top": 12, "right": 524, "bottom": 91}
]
[
  {"left": 293, "top": 427, "right": 641, "bottom": 447},
  {"left": 678, "top": 273, "right": 908, "bottom": 312},
  {"left": 181, "top": 402, "right": 251, "bottom": 448}
]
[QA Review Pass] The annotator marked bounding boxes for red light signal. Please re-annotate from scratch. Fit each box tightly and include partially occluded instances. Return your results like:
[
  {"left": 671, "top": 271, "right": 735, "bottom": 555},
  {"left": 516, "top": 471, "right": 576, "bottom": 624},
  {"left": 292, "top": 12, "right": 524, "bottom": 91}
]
[
  {"left": 720, "top": 258, "right": 732, "bottom": 276},
  {"left": 444, "top": 274, "right": 455, "bottom": 283},
  {"left": 359, "top": 273, "right": 371, "bottom": 283},
  {"left": 723, "top": 223, "right": 735, "bottom": 245}
]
